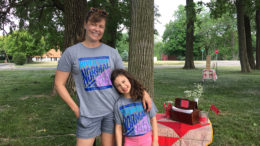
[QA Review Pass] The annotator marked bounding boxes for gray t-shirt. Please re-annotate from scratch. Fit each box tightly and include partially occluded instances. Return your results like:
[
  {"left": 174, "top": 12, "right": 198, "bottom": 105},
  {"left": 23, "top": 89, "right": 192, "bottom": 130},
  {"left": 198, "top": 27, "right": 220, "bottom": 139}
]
[
  {"left": 57, "top": 43, "right": 124, "bottom": 118},
  {"left": 114, "top": 97, "right": 157, "bottom": 137}
]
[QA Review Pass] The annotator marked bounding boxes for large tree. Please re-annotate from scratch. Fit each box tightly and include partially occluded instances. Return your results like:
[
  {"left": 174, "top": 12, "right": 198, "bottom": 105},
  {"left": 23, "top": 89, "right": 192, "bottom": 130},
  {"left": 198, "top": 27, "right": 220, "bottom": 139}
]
[
  {"left": 62, "top": 0, "right": 87, "bottom": 93},
  {"left": 63, "top": 0, "right": 87, "bottom": 49},
  {"left": 0, "top": 0, "right": 130, "bottom": 50},
  {"left": 207, "top": 0, "right": 253, "bottom": 72},
  {"left": 243, "top": 0, "right": 256, "bottom": 69},
  {"left": 184, "top": 0, "right": 195, "bottom": 69},
  {"left": 15, "top": 0, "right": 65, "bottom": 51},
  {"left": 244, "top": 15, "right": 255, "bottom": 69},
  {"left": 1, "top": 30, "right": 46, "bottom": 62},
  {"left": 162, "top": 5, "right": 186, "bottom": 58},
  {"left": 162, "top": 4, "right": 239, "bottom": 60},
  {"left": 256, "top": 1, "right": 260, "bottom": 69},
  {"left": 0, "top": 0, "right": 131, "bottom": 93},
  {"left": 103, "top": 0, "right": 129, "bottom": 48},
  {"left": 128, "top": 0, "right": 154, "bottom": 98},
  {"left": 236, "top": 0, "right": 251, "bottom": 72}
]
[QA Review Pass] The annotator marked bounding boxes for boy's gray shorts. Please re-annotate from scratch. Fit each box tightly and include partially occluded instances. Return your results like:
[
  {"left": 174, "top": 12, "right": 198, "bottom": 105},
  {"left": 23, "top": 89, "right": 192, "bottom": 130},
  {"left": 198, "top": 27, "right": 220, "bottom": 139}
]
[{"left": 76, "top": 112, "right": 115, "bottom": 139}]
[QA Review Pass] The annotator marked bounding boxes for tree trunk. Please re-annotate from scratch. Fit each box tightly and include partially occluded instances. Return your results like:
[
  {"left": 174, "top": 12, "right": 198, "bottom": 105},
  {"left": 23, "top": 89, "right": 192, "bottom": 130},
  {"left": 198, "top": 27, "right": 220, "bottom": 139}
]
[
  {"left": 230, "top": 31, "right": 237, "bottom": 60},
  {"left": 128, "top": 0, "right": 154, "bottom": 98},
  {"left": 103, "top": 0, "right": 119, "bottom": 48},
  {"left": 61, "top": 0, "right": 87, "bottom": 94},
  {"left": 256, "top": 9, "right": 260, "bottom": 69},
  {"left": 64, "top": 0, "right": 87, "bottom": 50},
  {"left": 236, "top": 0, "right": 251, "bottom": 72},
  {"left": 244, "top": 15, "right": 256, "bottom": 69},
  {"left": 26, "top": 56, "right": 32, "bottom": 63},
  {"left": 184, "top": 0, "right": 195, "bottom": 69},
  {"left": 205, "top": 47, "right": 209, "bottom": 56}
]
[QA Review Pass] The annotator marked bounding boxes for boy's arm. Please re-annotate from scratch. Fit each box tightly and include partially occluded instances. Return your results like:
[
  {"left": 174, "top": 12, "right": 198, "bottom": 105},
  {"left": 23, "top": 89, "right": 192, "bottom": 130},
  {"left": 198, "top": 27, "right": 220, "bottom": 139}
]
[
  {"left": 151, "top": 117, "right": 159, "bottom": 146},
  {"left": 115, "top": 124, "right": 123, "bottom": 146}
]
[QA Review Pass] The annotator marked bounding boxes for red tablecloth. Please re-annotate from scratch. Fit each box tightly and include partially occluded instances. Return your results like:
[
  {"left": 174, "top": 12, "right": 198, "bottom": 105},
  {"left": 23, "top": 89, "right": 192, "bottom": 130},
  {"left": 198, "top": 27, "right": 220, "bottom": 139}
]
[
  {"left": 202, "top": 69, "right": 217, "bottom": 81},
  {"left": 156, "top": 113, "right": 213, "bottom": 146}
]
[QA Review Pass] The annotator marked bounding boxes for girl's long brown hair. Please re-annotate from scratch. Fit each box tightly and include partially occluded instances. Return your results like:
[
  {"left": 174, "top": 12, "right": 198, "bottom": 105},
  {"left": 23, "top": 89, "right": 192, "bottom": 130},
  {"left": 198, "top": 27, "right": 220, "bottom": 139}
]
[{"left": 111, "top": 69, "right": 146, "bottom": 101}]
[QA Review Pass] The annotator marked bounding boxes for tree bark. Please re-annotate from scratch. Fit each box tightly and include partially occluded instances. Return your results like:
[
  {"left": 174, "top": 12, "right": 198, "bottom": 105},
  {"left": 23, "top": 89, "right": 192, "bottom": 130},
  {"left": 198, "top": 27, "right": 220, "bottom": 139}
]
[
  {"left": 184, "top": 0, "right": 195, "bottom": 69},
  {"left": 62, "top": 0, "right": 87, "bottom": 94},
  {"left": 236, "top": 0, "right": 251, "bottom": 72},
  {"left": 128, "top": 0, "right": 154, "bottom": 98},
  {"left": 244, "top": 15, "right": 255, "bottom": 69},
  {"left": 64, "top": 0, "right": 87, "bottom": 50},
  {"left": 205, "top": 47, "right": 209, "bottom": 56},
  {"left": 26, "top": 56, "right": 32, "bottom": 63},
  {"left": 256, "top": 9, "right": 260, "bottom": 69},
  {"left": 103, "top": 0, "right": 119, "bottom": 48},
  {"left": 230, "top": 31, "right": 237, "bottom": 60}
]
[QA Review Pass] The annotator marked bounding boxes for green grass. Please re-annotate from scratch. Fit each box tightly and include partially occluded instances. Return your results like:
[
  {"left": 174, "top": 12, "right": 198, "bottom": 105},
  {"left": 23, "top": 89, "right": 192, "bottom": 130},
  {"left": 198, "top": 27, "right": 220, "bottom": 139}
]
[
  {"left": 0, "top": 68, "right": 260, "bottom": 145},
  {"left": 0, "top": 70, "right": 77, "bottom": 146},
  {"left": 153, "top": 67, "right": 260, "bottom": 146}
]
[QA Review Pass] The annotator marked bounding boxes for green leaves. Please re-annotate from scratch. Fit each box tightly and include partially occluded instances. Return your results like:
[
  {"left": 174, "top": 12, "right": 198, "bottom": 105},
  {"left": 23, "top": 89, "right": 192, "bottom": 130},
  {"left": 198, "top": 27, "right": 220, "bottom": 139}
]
[
  {"left": 162, "top": 2, "right": 238, "bottom": 60},
  {"left": 1, "top": 30, "right": 47, "bottom": 59},
  {"left": 162, "top": 5, "right": 186, "bottom": 57},
  {"left": 13, "top": 52, "right": 26, "bottom": 65}
]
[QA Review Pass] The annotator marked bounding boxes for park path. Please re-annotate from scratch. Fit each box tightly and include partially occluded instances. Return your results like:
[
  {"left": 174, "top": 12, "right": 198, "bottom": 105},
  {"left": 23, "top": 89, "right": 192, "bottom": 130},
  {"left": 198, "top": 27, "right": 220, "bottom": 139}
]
[
  {"left": 154, "top": 60, "right": 240, "bottom": 68},
  {"left": 0, "top": 61, "right": 240, "bottom": 70},
  {"left": 0, "top": 63, "right": 15, "bottom": 70}
]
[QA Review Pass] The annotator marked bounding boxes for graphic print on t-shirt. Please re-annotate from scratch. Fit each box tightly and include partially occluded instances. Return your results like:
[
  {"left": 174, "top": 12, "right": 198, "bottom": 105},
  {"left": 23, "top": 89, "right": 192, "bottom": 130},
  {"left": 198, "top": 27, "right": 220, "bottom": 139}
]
[
  {"left": 119, "top": 102, "right": 151, "bottom": 136},
  {"left": 78, "top": 56, "right": 112, "bottom": 91}
]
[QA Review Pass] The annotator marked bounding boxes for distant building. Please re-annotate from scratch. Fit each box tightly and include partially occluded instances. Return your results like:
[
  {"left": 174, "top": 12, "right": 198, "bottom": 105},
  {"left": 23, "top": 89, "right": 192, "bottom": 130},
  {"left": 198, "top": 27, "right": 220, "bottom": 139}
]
[
  {"left": 161, "top": 54, "right": 177, "bottom": 60},
  {"left": 33, "top": 49, "right": 61, "bottom": 62}
]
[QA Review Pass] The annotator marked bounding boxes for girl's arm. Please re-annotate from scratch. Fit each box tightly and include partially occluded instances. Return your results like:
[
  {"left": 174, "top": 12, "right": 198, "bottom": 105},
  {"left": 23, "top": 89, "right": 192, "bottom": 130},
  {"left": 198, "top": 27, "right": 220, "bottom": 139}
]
[
  {"left": 151, "top": 116, "right": 159, "bottom": 146},
  {"left": 54, "top": 70, "right": 79, "bottom": 118},
  {"left": 142, "top": 90, "right": 152, "bottom": 112},
  {"left": 115, "top": 124, "right": 123, "bottom": 146}
]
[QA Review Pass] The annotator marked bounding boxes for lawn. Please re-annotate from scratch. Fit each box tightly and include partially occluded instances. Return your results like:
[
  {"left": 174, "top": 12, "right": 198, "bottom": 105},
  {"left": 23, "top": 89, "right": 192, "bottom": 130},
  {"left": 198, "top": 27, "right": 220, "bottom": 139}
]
[{"left": 0, "top": 67, "right": 259, "bottom": 145}]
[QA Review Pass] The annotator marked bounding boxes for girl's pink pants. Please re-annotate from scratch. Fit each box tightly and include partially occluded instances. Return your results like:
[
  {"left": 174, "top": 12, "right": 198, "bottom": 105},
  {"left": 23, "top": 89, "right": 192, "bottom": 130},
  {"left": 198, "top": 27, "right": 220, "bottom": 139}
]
[{"left": 124, "top": 131, "right": 152, "bottom": 146}]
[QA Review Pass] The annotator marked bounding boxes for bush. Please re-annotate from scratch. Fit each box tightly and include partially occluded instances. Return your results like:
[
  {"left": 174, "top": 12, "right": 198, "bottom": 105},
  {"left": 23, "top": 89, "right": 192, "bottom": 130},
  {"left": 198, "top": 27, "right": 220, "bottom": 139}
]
[{"left": 13, "top": 52, "right": 26, "bottom": 65}]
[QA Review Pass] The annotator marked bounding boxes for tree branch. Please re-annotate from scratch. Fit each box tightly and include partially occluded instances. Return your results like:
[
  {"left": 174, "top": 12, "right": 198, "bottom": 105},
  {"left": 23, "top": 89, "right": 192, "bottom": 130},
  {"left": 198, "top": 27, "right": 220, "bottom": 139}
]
[{"left": 0, "top": 0, "right": 31, "bottom": 25}]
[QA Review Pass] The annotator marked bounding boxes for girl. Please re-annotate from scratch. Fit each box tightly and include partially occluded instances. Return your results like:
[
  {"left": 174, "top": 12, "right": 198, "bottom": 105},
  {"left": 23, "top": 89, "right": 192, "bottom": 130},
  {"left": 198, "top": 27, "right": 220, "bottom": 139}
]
[{"left": 111, "top": 69, "right": 159, "bottom": 146}]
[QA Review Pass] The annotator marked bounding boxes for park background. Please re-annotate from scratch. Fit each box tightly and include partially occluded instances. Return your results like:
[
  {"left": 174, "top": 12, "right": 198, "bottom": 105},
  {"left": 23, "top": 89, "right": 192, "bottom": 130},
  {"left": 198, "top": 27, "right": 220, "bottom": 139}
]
[{"left": 1, "top": 0, "right": 260, "bottom": 145}]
